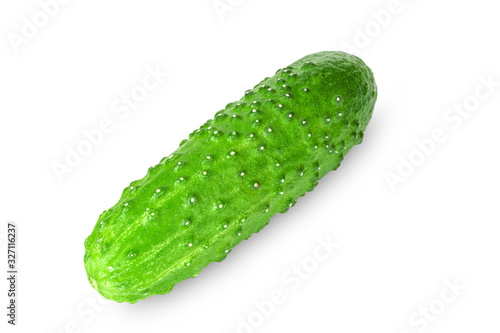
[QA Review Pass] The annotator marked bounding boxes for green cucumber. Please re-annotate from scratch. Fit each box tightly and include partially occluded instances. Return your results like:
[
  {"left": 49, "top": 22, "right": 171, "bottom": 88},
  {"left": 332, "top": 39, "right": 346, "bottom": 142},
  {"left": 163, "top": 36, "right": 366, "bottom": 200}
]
[{"left": 84, "top": 51, "right": 377, "bottom": 303}]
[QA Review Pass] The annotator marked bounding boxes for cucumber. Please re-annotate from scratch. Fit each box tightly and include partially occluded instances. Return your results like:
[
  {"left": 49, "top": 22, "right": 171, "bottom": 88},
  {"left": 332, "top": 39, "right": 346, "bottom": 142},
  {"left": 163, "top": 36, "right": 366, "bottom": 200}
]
[{"left": 84, "top": 51, "right": 377, "bottom": 303}]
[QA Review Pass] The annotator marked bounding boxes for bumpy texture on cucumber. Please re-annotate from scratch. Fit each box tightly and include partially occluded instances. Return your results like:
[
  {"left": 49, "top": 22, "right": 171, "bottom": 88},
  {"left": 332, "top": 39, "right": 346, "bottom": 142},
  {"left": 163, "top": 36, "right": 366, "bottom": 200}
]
[{"left": 84, "top": 51, "right": 377, "bottom": 303}]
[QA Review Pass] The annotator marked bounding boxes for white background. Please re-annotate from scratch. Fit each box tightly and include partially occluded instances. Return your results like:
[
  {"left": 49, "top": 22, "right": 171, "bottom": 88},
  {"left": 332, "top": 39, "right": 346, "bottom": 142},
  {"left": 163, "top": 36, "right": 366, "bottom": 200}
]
[{"left": 1, "top": 0, "right": 499, "bottom": 332}]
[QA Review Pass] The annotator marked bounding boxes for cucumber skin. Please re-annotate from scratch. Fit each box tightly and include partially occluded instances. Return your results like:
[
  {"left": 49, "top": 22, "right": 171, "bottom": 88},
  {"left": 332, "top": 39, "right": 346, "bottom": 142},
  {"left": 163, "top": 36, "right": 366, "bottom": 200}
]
[{"left": 84, "top": 51, "right": 377, "bottom": 303}]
